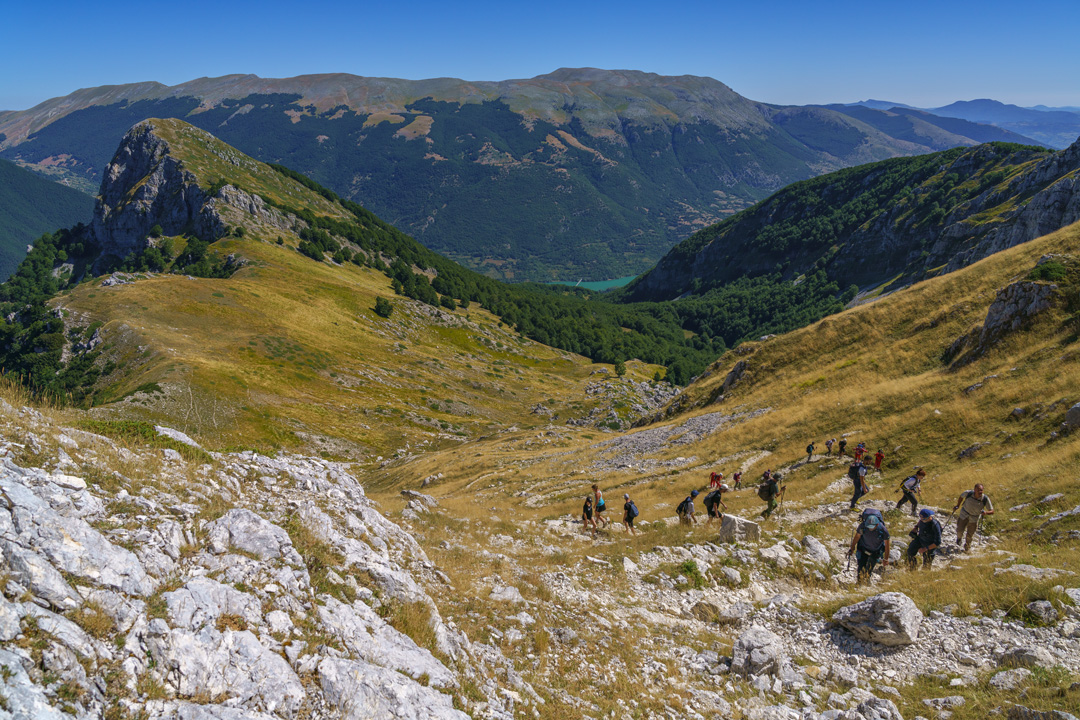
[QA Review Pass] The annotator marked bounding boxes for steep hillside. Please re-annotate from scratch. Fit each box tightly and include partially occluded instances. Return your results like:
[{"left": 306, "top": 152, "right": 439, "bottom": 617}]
[
  {"left": 1, "top": 142, "right": 1079, "bottom": 720},
  {"left": 0, "top": 157, "right": 94, "bottom": 280},
  {"left": 620, "top": 139, "right": 1080, "bottom": 303},
  {"left": 357, "top": 217, "right": 1080, "bottom": 719},
  {"left": 0, "top": 69, "right": 1038, "bottom": 282},
  {"left": 4, "top": 119, "right": 741, "bottom": 452}
]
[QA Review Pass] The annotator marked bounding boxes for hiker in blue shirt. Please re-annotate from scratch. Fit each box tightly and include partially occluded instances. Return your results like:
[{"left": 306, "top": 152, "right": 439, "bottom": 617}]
[{"left": 906, "top": 508, "right": 942, "bottom": 570}]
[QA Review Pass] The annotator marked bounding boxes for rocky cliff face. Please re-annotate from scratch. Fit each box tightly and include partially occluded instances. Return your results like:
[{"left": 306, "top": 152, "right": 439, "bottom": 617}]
[
  {"left": 90, "top": 121, "right": 224, "bottom": 263},
  {"left": 0, "top": 400, "right": 527, "bottom": 720}
]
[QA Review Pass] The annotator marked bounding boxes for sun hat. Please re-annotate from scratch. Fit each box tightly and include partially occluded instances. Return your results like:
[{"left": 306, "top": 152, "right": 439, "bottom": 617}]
[
  {"left": 720, "top": 484, "right": 730, "bottom": 492},
  {"left": 864, "top": 515, "right": 880, "bottom": 528},
  {"left": 691, "top": 490, "right": 699, "bottom": 497},
  {"left": 919, "top": 508, "right": 934, "bottom": 518},
  {"left": 623, "top": 493, "right": 629, "bottom": 499}
]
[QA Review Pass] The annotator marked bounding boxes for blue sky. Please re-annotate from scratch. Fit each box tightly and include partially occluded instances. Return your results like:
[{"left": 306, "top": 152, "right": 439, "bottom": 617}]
[{"left": 3, "top": 0, "right": 1078, "bottom": 111}]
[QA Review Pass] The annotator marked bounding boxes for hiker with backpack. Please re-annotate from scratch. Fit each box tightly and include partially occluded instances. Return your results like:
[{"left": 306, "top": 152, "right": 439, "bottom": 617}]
[
  {"left": 732, "top": 471, "right": 743, "bottom": 490},
  {"left": 895, "top": 468, "right": 925, "bottom": 516},
  {"left": 874, "top": 449, "right": 885, "bottom": 472},
  {"left": 805, "top": 442, "right": 815, "bottom": 462},
  {"left": 953, "top": 483, "right": 994, "bottom": 552},
  {"left": 854, "top": 442, "right": 866, "bottom": 462},
  {"left": 848, "top": 459, "right": 869, "bottom": 510},
  {"left": 906, "top": 508, "right": 942, "bottom": 570},
  {"left": 676, "top": 490, "right": 699, "bottom": 525},
  {"left": 759, "top": 473, "right": 784, "bottom": 520},
  {"left": 592, "top": 483, "right": 609, "bottom": 529},
  {"left": 838, "top": 438, "right": 848, "bottom": 457},
  {"left": 622, "top": 493, "right": 639, "bottom": 536},
  {"left": 581, "top": 495, "right": 595, "bottom": 536},
  {"left": 704, "top": 484, "right": 729, "bottom": 525},
  {"left": 709, "top": 471, "right": 724, "bottom": 490},
  {"left": 825, "top": 438, "right": 835, "bottom": 455},
  {"left": 847, "top": 509, "right": 891, "bottom": 585}
]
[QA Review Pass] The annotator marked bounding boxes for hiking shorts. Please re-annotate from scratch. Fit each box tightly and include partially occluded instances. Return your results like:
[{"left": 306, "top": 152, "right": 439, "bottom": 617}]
[
  {"left": 583, "top": 509, "right": 593, "bottom": 520},
  {"left": 625, "top": 515, "right": 634, "bottom": 528},
  {"left": 957, "top": 515, "right": 978, "bottom": 548},
  {"left": 707, "top": 506, "right": 721, "bottom": 518}
]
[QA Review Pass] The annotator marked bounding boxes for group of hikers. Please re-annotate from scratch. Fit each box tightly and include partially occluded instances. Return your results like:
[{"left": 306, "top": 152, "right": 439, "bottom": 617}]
[
  {"left": 579, "top": 439, "right": 997, "bottom": 585},
  {"left": 847, "top": 482, "right": 995, "bottom": 584}
]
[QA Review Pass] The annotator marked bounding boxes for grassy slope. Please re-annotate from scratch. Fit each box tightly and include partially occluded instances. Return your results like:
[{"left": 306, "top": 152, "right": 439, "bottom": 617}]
[
  {"left": 0, "top": 157, "right": 94, "bottom": 280},
  {"left": 53, "top": 119, "right": 663, "bottom": 456},
  {"left": 370, "top": 217, "right": 1080, "bottom": 624}
]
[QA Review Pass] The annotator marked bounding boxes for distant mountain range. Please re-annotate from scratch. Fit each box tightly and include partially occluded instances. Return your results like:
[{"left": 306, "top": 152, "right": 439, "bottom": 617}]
[
  {"left": 848, "top": 98, "right": 1080, "bottom": 150},
  {"left": 0, "top": 69, "right": 1054, "bottom": 283}
]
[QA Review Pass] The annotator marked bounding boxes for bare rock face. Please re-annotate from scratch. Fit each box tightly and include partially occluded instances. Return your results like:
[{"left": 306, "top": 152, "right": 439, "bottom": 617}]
[
  {"left": 979, "top": 280, "right": 1057, "bottom": 345},
  {"left": 832, "top": 592, "right": 923, "bottom": 646},
  {"left": 91, "top": 120, "right": 223, "bottom": 263}
]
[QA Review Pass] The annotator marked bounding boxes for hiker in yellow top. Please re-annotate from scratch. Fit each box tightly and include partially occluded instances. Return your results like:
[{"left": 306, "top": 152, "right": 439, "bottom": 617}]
[{"left": 953, "top": 483, "right": 994, "bottom": 552}]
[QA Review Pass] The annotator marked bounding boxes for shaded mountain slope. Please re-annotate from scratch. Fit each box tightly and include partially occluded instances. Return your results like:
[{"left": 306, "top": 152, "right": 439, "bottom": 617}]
[
  {"left": 0, "top": 69, "right": 1042, "bottom": 282},
  {"left": 0, "top": 157, "right": 94, "bottom": 280},
  {"left": 619, "top": 139, "right": 1080, "bottom": 304}
]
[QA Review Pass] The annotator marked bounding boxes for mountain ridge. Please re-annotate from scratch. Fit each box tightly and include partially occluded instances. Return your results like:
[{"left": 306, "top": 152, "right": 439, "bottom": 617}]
[{"left": 0, "top": 69, "right": 1046, "bottom": 283}]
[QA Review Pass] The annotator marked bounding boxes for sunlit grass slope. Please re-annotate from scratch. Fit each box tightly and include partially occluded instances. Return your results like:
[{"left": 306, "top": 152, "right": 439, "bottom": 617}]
[
  {"left": 52, "top": 119, "right": 664, "bottom": 459},
  {"left": 373, "top": 218, "right": 1080, "bottom": 596}
]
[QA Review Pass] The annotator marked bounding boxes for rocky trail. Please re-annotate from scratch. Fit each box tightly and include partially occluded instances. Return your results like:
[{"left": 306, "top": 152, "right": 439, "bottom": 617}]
[{"left": 0, "top": 395, "right": 1077, "bottom": 720}]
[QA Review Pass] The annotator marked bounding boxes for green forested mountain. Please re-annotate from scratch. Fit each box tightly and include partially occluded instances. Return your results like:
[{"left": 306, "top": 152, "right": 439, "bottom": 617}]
[
  {"left": 618, "top": 139, "right": 1080, "bottom": 306},
  {"left": 0, "top": 158, "right": 94, "bottom": 280},
  {"left": 0, "top": 69, "right": 1037, "bottom": 283}
]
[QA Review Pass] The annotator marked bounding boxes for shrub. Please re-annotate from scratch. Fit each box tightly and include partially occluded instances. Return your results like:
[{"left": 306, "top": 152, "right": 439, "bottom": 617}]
[{"left": 374, "top": 297, "right": 393, "bottom": 318}]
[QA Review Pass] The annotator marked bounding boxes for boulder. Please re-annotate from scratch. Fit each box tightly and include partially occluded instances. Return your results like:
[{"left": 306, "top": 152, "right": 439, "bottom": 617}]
[
  {"left": 990, "top": 668, "right": 1033, "bottom": 691},
  {"left": 489, "top": 585, "right": 526, "bottom": 604},
  {"left": 730, "top": 626, "right": 788, "bottom": 678},
  {"left": 1061, "top": 402, "right": 1080, "bottom": 433},
  {"left": 0, "top": 648, "right": 70, "bottom": 720},
  {"left": 716, "top": 514, "right": 760, "bottom": 544},
  {"left": 1026, "top": 600, "right": 1059, "bottom": 625},
  {"left": 721, "top": 566, "right": 742, "bottom": 586},
  {"left": 318, "top": 657, "right": 469, "bottom": 720},
  {"left": 717, "top": 601, "right": 754, "bottom": 625},
  {"left": 317, "top": 596, "right": 455, "bottom": 689},
  {"left": 832, "top": 592, "right": 923, "bottom": 646},
  {"left": 1000, "top": 646, "right": 1056, "bottom": 669},
  {"left": 759, "top": 542, "right": 793, "bottom": 569},
  {"left": 205, "top": 509, "right": 304, "bottom": 566},
  {"left": 801, "top": 536, "right": 832, "bottom": 565}
]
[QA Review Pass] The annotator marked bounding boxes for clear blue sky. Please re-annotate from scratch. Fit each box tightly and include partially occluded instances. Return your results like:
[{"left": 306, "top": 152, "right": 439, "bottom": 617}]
[{"left": 3, "top": 0, "right": 1078, "bottom": 111}]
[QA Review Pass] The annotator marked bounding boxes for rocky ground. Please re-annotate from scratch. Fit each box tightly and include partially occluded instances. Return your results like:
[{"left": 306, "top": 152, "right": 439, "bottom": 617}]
[{"left": 1, "top": 397, "right": 1078, "bottom": 720}]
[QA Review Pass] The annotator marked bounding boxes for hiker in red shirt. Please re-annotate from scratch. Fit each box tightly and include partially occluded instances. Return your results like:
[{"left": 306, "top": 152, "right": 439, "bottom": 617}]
[
  {"left": 709, "top": 471, "right": 724, "bottom": 490},
  {"left": 874, "top": 449, "right": 884, "bottom": 472}
]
